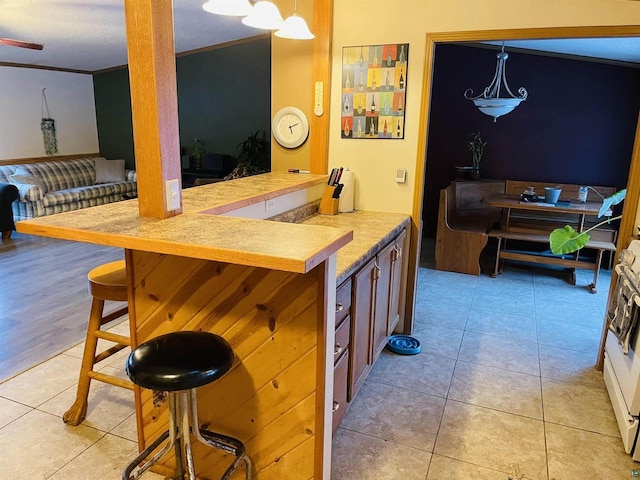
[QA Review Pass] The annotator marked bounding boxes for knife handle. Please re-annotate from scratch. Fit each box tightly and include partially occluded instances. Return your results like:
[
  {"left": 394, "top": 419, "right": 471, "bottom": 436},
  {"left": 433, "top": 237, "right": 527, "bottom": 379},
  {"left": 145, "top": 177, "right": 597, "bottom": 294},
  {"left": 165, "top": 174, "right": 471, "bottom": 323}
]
[{"left": 328, "top": 168, "right": 337, "bottom": 185}]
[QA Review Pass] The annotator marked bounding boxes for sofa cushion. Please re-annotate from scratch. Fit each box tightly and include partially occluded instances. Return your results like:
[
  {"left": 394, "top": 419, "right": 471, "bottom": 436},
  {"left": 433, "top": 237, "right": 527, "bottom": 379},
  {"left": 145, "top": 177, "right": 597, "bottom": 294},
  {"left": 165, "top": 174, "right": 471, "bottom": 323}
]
[
  {"left": 43, "top": 189, "right": 82, "bottom": 207},
  {"left": 10, "top": 172, "right": 48, "bottom": 192},
  {"left": 9, "top": 171, "right": 48, "bottom": 202},
  {"left": 95, "top": 158, "right": 125, "bottom": 184},
  {"left": 24, "top": 158, "right": 97, "bottom": 191}
]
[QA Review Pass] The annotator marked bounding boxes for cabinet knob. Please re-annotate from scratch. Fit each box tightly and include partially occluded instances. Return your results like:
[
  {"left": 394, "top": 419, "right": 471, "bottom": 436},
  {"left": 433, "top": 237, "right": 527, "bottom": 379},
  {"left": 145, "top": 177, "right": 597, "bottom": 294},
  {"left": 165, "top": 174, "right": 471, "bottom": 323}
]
[
  {"left": 335, "top": 303, "right": 344, "bottom": 313},
  {"left": 334, "top": 344, "right": 343, "bottom": 357},
  {"left": 332, "top": 401, "right": 340, "bottom": 412}
]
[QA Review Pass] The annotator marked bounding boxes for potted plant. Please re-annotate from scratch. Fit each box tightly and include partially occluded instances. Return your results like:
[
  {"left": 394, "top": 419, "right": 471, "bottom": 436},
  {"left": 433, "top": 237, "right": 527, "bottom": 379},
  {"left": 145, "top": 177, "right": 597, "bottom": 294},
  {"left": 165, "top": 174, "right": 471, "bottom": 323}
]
[
  {"left": 224, "top": 130, "right": 271, "bottom": 180},
  {"left": 456, "top": 132, "right": 486, "bottom": 180},
  {"left": 549, "top": 188, "right": 626, "bottom": 254},
  {"left": 190, "top": 137, "right": 206, "bottom": 171}
]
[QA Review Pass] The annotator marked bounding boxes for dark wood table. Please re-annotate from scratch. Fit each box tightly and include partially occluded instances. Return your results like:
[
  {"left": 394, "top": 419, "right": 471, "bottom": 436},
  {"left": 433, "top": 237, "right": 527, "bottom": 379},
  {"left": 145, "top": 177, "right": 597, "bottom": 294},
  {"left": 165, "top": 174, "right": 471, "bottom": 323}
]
[
  {"left": 486, "top": 194, "right": 615, "bottom": 293},
  {"left": 487, "top": 193, "right": 603, "bottom": 232}
]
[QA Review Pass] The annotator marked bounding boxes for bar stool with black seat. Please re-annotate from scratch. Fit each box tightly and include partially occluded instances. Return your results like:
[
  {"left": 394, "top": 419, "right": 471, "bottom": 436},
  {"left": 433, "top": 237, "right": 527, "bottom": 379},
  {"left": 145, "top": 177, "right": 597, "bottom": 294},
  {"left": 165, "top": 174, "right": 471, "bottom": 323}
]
[
  {"left": 122, "top": 331, "right": 252, "bottom": 480},
  {"left": 63, "top": 260, "right": 132, "bottom": 425}
]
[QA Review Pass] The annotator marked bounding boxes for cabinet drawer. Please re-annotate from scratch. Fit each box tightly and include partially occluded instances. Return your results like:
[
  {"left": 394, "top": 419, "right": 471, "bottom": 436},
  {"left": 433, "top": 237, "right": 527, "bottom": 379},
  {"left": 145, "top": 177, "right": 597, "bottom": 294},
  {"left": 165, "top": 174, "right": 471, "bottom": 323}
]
[
  {"left": 332, "top": 349, "right": 349, "bottom": 433},
  {"left": 335, "top": 277, "right": 352, "bottom": 327},
  {"left": 334, "top": 314, "right": 350, "bottom": 364}
]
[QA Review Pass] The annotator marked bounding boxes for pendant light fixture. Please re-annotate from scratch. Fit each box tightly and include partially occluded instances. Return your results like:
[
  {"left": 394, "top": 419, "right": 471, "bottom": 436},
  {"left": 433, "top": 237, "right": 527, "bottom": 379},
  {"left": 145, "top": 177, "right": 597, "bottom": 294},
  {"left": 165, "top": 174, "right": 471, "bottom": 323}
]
[
  {"left": 241, "top": 1, "right": 284, "bottom": 30},
  {"left": 464, "top": 44, "right": 528, "bottom": 122},
  {"left": 202, "top": 0, "right": 253, "bottom": 16},
  {"left": 203, "top": 0, "right": 314, "bottom": 39},
  {"left": 275, "top": 0, "right": 315, "bottom": 40}
]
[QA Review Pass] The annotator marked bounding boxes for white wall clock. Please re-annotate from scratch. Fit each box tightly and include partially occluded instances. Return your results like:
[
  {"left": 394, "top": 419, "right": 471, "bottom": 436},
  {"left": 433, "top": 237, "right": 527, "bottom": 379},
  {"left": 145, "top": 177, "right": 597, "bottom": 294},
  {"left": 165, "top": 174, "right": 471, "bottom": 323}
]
[{"left": 272, "top": 106, "right": 309, "bottom": 149}]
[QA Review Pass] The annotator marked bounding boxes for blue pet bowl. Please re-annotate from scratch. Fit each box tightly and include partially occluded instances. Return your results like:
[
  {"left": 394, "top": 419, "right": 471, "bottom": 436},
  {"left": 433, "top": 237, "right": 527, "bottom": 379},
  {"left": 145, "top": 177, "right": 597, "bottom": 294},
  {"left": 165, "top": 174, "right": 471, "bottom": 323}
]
[{"left": 387, "top": 335, "right": 422, "bottom": 355}]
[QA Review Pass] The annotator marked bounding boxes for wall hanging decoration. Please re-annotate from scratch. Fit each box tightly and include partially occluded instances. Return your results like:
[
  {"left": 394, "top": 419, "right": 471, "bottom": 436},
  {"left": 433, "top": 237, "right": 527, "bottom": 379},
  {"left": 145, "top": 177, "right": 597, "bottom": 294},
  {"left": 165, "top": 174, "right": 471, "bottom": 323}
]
[
  {"left": 341, "top": 43, "right": 409, "bottom": 139},
  {"left": 41, "top": 88, "right": 58, "bottom": 155}
]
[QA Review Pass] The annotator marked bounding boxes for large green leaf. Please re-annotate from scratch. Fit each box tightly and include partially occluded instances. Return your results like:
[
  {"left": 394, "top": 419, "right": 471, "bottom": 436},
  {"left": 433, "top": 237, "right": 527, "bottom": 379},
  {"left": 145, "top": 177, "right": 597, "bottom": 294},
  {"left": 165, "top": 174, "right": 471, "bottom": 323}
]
[
  {"left": 549, "top": 225, "right": 590, "bottom": 254},
  {"left": 599, "top": 189, "right": 626, "bottom": 217}
]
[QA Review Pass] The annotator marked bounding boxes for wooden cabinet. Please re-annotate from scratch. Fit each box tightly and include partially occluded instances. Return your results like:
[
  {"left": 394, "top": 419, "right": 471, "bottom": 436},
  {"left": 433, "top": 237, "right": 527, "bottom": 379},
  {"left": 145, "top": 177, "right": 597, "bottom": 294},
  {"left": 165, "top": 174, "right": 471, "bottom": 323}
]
[
  {"left": 372, "top": 241, "right": 394, "bottom": 360},
  {"left": 387, "top": 229, "right": 406, "bottom": 336},
  {"left": 350, "top": 256, "right": 376, "bottom": 400},
  {"left": 332, "top": 278, "right": 351, "bottom": 433},
  {"left": 332, "top": 349, "right": 349, "bottom": 432},
  {"left": 332, "top": 226, "right": 408, "bottom": 432},
  {"left": 350, "top": 228, "right": 407, "bottom": 401}
]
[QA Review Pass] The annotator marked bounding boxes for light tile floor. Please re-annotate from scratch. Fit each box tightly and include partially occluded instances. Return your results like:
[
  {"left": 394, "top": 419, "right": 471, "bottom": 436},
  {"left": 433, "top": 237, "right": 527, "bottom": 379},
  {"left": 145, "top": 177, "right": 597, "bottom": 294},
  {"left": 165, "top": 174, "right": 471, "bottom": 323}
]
[{"left": 0, "top": 252, "right": 637, "bottom": 479}]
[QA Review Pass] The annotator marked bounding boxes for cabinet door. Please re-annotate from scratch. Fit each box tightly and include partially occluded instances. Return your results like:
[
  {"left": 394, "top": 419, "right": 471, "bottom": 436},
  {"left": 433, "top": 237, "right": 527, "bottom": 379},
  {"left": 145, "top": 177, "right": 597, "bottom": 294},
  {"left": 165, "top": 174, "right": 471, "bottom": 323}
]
[
  {"left": 372, "top": 240, "right": 394, "bottom": 361},
  {"left": 332, "top": 350, "right": 349, "bottom": 433},
  {"left": 387, "top": 228, "right": 406, "bottom": 335},
  {"left": 350, "top": 256, "right": 376, "bottom": 400}
]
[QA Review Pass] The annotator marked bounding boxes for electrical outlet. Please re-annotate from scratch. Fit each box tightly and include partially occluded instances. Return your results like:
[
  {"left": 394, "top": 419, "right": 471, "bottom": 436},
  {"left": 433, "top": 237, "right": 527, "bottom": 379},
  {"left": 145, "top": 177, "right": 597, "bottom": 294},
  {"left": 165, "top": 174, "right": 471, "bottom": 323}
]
[
  {"left": 265, "top": 198, "right": 277, "bottom": 212},
  {"left": 166, "top": 179, "right": 180, "bottom": 211}
]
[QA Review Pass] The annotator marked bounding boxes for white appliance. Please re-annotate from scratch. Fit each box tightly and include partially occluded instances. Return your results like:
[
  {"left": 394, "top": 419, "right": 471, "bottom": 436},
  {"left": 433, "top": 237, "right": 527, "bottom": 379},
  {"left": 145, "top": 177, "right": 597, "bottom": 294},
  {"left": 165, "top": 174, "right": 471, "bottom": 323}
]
[{"left": 604, "top": 239, "right": 640, "bottom": 460}]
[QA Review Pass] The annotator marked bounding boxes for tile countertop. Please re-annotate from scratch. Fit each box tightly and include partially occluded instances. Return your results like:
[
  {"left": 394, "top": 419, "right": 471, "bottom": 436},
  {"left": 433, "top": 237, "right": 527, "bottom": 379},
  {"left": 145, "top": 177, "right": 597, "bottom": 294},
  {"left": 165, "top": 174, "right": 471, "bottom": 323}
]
[
  {"left": 300, "top": 211, "right": 411, "bottom": 285},
  {"left": 16, "top": 172, "right": 352, "bottom": 274},
  {"left": 181, "top": 171, "right": 328, "bottom": 214},
  {"left": 16, "top": 172, "right": 410, "bottom": 278}
]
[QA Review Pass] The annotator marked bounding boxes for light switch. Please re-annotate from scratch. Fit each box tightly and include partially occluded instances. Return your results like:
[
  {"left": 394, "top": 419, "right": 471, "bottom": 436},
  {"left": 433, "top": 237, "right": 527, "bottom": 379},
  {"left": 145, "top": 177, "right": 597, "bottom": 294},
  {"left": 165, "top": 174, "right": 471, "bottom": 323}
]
[
  {"left": 166, "top": 179, "right": 180, "bottom": 211},
  {"left": 395, "top": 168, "right": 407, "bottom": 183}
]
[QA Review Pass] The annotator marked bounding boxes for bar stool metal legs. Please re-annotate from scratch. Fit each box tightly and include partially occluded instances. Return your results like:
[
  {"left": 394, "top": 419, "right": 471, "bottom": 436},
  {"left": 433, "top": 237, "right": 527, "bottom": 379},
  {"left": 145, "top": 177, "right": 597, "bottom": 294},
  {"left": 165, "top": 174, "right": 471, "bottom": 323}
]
[
  {"left": 122, "top": 331, "right": 251, "bottom": 480},
  {"left": 122, "top": 389, "right": 252, "bottom": 480}
]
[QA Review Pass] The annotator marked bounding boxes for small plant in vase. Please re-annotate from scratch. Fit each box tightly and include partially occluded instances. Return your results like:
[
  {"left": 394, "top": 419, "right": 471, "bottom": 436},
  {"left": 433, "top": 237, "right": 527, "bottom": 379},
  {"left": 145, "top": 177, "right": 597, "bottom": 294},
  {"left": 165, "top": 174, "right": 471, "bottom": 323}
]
[
  {"left": 224, "top": 130, "right": 270, "bottom": 180},
  {"left": 468, "top": 131, "right": 486, "bottom": 180},
  {"left": 456, "top": 131, "right": 486, "bottom": 180},
  {"left": 190, "top": 137, "right": 205, "bottom": 171}
]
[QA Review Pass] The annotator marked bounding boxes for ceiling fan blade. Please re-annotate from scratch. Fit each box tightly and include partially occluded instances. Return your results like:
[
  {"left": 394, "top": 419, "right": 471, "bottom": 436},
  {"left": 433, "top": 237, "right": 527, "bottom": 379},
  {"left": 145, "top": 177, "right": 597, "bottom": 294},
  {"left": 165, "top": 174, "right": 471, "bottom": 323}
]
[{"left": 0, "top": 38, "right": 44, "bottom": 50}]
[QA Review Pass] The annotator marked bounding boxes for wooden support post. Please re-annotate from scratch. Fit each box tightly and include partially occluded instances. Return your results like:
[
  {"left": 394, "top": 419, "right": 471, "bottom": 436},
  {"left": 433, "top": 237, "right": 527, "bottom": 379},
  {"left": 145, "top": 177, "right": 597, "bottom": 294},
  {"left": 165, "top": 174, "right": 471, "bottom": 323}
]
[
  {"left": 310, "top": 0, "right": 333, "bottom": 175},
  {"left": 123, "top": 0, "right": 182, "bottom": 219}
]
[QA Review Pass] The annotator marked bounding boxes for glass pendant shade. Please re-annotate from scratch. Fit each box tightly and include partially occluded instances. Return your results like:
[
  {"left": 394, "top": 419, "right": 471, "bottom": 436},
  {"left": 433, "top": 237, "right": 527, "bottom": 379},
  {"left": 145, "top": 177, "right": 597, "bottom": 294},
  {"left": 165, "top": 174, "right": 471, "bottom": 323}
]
[
  {"left": 464, "top": 46, "right": 528, "bottom": 122},
  {"left": 241, "top": 1, "right": 284, "bottom": 30},
  {"left": 471, "top": 98, "right": 525, "bottom": 119},
  {"left": 202, "top": 0, "right": 253, "bottom": 16},
  {"left": 275, "top": 14, "right": 315, "bottom": 40}
]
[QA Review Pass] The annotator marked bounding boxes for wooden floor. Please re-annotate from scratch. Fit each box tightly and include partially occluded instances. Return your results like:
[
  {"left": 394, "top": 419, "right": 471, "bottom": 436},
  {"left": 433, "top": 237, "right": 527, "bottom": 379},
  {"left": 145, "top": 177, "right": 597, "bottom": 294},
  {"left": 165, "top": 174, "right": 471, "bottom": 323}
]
[{"left": 0, "top": 232, "right": 123, "bottom": 382}]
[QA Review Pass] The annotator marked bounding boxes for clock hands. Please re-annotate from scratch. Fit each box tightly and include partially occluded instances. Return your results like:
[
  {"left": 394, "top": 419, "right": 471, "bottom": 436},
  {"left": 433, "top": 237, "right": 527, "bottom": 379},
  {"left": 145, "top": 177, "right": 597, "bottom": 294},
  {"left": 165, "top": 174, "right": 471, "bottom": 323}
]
[{"left": 288, "top": 122, "right": 300, "bottom": 134}]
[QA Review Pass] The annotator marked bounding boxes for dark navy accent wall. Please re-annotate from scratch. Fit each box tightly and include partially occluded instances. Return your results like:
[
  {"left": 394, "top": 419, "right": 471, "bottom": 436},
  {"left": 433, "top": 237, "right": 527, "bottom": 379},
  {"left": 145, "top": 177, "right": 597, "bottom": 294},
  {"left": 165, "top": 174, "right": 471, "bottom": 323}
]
[
  {"left": 93, "top": 37, "right": 271, "bottom": 170},
  {"left": 423, "top": 43, "right": 640, "bottom": 237},
  {"left": 93, "top": 68, "right": 136, "bottom": 168}
]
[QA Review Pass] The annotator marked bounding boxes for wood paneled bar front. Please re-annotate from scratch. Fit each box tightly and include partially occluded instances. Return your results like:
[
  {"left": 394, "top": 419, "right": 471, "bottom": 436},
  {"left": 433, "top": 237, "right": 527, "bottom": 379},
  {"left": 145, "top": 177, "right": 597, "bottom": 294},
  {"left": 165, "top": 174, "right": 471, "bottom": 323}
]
[{"left": 17, "top": 173, "right": 353, "bottom": 480}]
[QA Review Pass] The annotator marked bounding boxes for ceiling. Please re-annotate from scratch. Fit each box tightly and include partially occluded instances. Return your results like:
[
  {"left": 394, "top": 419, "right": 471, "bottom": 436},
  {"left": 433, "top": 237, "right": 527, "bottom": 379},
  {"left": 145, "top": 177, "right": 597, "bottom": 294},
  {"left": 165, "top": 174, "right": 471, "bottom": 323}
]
[
  {"left": 1, "top": 0, "right": 640, "bottom": 72},
  {"left": 0, "top": 0, "right": 260, "bottom": 72},
  {"left": 485, "top": 38, "right": 640, "bottom": 65}
]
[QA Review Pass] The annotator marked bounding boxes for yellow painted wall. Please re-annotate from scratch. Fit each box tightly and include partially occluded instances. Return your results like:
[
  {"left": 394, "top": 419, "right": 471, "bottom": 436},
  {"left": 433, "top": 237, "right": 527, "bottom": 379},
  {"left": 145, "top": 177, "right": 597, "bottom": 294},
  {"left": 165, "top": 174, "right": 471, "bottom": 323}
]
[
  {"left": 324, "top": 0, "right": 640, "bottom": 214},
  {"left": 271, "top": 0, "right": 314, "bottom": 173}
]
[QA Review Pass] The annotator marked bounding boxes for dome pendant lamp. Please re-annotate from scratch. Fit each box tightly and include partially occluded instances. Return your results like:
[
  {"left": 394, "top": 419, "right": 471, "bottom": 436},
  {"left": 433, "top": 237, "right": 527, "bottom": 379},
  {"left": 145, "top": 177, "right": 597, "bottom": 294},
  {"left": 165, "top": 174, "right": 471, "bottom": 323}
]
[
  {"left": 275, "top": 0, "right": 315, "bottom": 40},
  {"left": 202, "top": 0, "right": 253, "bottom": 17},
  {"left": 464, "top": 44, "right": 528, "bottom": 122},
  {"left": 241, "top": 1, "right": 284, "bottom": 30}
]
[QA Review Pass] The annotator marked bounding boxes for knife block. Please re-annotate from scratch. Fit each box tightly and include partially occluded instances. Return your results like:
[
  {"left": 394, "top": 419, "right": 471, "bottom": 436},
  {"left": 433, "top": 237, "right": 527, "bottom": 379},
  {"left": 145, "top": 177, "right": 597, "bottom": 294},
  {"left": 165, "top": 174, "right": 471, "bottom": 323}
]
[{"left": 318, "top": 185, "right": 339, "bottom": 215}]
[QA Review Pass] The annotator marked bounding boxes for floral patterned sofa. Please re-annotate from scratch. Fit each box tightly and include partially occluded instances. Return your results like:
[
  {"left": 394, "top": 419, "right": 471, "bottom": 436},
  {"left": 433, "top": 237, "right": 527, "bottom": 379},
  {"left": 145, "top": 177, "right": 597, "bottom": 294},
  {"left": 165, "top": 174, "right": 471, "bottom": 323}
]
[{"left": 0, "top": 156, "right": 136, "bottom": 221}]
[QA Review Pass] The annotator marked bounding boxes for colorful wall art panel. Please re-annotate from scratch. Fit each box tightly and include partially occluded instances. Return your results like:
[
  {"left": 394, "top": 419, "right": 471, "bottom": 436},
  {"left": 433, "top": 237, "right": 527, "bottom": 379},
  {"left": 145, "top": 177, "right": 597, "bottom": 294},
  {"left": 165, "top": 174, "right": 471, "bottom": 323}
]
[{"left": 341, "top": 43, "right": 408, "bottom": 139}]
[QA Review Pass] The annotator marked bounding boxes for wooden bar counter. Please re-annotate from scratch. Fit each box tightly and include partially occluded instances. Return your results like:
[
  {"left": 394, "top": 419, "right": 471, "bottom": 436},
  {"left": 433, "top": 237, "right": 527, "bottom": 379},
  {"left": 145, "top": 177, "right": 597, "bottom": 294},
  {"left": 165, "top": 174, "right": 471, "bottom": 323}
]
[{"left": 16, "top": 172, "right": 409, "bottom": 480}]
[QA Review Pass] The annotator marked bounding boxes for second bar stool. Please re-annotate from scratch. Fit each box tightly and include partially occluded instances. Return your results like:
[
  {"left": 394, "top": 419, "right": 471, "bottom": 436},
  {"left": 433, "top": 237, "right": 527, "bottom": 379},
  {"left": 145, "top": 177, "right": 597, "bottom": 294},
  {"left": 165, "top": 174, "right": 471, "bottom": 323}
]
[
  {"left": 63, "top": 260, "right": 132, "bottom": 425},
  {"left": 122, "top": 331, "right": 252, "bottom": 480}
]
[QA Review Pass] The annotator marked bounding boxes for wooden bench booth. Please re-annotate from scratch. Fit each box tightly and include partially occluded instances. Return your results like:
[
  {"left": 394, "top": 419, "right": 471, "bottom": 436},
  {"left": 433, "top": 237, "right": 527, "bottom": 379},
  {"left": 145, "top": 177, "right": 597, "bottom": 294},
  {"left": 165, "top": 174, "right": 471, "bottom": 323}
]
[
  {"left": 435, "top": 179, "right": 619, "bottom": 286},
  {"left": 435, "top": 180, "right": 505, "bottom": 275}
]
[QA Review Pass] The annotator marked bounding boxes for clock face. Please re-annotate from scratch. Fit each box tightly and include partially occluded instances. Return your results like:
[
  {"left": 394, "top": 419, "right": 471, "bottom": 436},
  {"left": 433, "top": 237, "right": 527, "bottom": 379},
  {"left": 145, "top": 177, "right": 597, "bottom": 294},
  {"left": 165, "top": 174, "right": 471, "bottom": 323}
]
[{"left": 272, "top": 107, "right": 309, "bottom": 148}]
